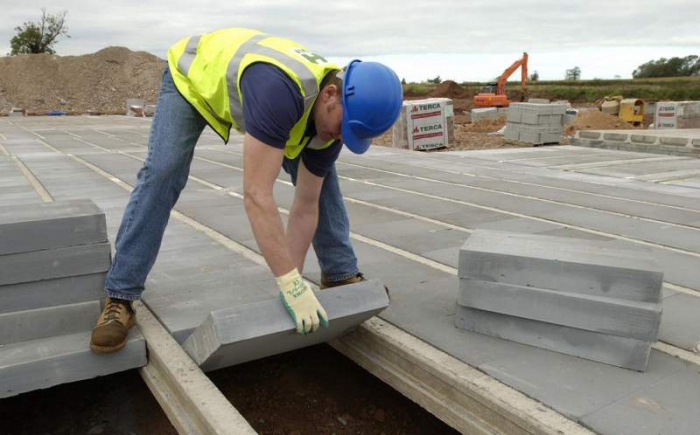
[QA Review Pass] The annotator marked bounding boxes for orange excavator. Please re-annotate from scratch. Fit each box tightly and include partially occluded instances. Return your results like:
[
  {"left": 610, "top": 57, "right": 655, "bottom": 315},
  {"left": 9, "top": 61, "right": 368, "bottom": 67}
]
[{"left": 473, "top": 52, "right": 528, "bottom": 108}]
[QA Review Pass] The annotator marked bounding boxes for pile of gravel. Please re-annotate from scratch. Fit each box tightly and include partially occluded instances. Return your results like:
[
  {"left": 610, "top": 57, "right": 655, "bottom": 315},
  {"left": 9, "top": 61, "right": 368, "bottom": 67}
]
[{"left": 0, "top": 47, "right": 165, "bottom": 115}]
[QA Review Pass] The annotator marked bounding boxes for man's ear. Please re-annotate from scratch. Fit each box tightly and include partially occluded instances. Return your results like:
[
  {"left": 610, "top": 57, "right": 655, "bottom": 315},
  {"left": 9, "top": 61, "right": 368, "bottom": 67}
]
[{"left": 323, "top": 84, "right": 339, "bottom": 100}]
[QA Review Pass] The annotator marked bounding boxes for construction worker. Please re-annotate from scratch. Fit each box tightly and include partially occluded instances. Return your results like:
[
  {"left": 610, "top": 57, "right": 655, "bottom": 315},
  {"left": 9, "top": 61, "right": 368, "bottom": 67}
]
[{"left": 90, "top": 28, "right": 403, "bottom": 353}]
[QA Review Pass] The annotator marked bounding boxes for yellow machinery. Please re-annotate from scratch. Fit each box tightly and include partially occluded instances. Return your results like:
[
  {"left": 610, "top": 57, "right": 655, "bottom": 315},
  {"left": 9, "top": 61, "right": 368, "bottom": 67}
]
[
  {"left": 619, "top": 98, "right": 644, "bottom": 126},
  {"left": 599, "top": 96, "right": 644, "bottom": 126}
]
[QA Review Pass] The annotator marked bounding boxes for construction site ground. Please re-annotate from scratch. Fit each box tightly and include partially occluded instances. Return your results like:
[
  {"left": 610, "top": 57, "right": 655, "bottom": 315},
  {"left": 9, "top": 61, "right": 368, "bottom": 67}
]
[{"left": 1, "top": 116, "right": 700, "bottom": 435}]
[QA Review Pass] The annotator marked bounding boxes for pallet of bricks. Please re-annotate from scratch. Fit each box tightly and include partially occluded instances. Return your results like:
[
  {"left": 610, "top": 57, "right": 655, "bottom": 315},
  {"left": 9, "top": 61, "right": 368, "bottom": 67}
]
[
  {"left": 505, "top": 102, "right": 566, "bottom": 145},
  {"left": 0, "top": 200, "right": 145, "bottom": 398}
]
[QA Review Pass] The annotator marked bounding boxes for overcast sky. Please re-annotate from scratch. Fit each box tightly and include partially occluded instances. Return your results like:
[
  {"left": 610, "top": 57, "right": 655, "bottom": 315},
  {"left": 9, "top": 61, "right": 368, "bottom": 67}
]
[{"left": 2, "top": 1, "right": 699, "bottom": 82}]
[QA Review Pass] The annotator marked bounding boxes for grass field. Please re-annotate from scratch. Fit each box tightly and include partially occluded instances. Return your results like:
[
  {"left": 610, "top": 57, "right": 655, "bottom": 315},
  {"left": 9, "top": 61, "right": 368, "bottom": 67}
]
[{"left": 405, "top": 76, "right": 700, "bottom": 103}]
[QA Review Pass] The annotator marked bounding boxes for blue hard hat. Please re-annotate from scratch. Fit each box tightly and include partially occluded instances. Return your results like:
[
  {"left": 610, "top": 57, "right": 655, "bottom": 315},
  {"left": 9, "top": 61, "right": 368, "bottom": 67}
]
[{"left": 340, "top": 60, "right": 403, "bottom": 154}]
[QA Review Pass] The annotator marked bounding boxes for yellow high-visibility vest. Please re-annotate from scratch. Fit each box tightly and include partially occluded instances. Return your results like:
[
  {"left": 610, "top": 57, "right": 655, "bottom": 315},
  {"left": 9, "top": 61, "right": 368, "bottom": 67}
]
[{"left": 167, "top": 28, "right": 340, "bottom": 158}]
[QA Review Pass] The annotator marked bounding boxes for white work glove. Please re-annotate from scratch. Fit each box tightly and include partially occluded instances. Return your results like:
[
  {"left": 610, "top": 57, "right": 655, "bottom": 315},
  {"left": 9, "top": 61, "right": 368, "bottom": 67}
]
[{"left": 276, "top": 268, "right": 329, "bottom": 335}]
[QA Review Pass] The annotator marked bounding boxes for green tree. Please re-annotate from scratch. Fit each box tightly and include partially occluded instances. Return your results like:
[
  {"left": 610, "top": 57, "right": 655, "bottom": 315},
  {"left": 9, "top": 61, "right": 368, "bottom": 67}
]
[
  {"left": 632, "top": 55, "right": 700, "bottom": 78},
  {"left": 401, "top": 77, "right": 407, "bottom": 85},
  {"left": 529, "top": 70, "right": 539, "bottom": 81},
  {"left": 565, "top": 66, "right": 581, "bottom": 81},
  {"left": 10, "top": 9, "right": 69, "bottom": 55},
  {"left": 425, "top": 75, "right": 441, "bottom": 84}
]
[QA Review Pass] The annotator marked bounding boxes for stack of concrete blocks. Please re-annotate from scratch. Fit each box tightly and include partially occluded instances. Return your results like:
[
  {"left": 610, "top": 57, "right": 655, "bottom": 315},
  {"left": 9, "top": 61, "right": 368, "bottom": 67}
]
[
  {"left": 392, "top": 98, "right": 454, "bottom": 151},
  {"left": 0, "top": 200, "right": 145, "bottom": 398},
  {"left": 505, "top": 103, "right": 566, "bottom": 145},
  {"left": 454, "top": 230, "right": 664, "bottom": 371}
]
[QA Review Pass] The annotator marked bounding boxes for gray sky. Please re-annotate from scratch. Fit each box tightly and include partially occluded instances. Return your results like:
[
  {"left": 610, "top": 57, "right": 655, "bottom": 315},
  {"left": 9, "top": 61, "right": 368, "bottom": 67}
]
[{"left": 1, "top": 0, "right": 699, "bottom": 81}]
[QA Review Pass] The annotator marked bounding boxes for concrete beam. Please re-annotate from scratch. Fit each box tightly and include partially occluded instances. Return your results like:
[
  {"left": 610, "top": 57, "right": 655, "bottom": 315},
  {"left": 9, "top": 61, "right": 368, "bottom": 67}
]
[
  {"left": 332, "top": 318, "right": 596, "bottom": 435},
  {"left": 135, "top": 301, "right": 257, "bottom": 435},
  {"left": 183, "top": 280, "right": 389, "bottom": 372},
  {"left": 0, "top": 199, "right": 106, "bottom": 255}
]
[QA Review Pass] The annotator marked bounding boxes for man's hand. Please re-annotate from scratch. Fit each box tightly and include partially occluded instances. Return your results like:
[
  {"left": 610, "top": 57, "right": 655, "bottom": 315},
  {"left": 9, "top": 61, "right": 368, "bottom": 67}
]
[{"left": 277, "top": 268, "right": 329, "bottom": 334}]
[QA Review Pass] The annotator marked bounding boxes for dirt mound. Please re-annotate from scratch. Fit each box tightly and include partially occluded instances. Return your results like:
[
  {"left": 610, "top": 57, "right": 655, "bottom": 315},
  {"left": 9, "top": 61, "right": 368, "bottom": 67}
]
[
  {"left": 429, "top": 80, "right": 470, "bottom": 99},
  {"left": 463, "top": 117, "right": 506, "bottom": 133},
  {"left": 574, "top": 110, "right": 636, "bottom": 130},
  {"left": 0, "top": 47, "right": 164, "bottom": 114}
]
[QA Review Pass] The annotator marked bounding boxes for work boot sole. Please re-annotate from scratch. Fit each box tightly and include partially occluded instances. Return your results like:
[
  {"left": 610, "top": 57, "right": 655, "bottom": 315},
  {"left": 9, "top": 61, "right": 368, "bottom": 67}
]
[{"left": 89, "top": 316, "right": 136, "bottom": 354}]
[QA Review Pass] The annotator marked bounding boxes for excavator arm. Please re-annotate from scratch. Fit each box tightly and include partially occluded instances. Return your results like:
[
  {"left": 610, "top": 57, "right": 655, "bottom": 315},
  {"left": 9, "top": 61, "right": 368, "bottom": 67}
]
[
  {"left": 496, "top": 52, "right": 528, "bottom": 96},
  {"left": 473, "top": 52, "right": 528, "bottom": 108}
]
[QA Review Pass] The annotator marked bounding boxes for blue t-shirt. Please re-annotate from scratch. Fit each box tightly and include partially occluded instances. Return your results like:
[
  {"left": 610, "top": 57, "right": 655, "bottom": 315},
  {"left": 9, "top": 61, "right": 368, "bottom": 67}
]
[{"left": 240, "top": 63, "right": 342, "bottom": 178}]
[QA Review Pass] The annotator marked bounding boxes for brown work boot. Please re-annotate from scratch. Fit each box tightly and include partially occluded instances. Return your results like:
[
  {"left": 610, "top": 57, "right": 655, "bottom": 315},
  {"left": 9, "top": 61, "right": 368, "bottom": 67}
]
[
  {"left": 90, "top": 297, "right": 136, "bottom": 354},
  {"left": 320, "top": 272, "right": 366, "bottom": 289},
  {"left": 321, "top": 272, "right": 391, "bottom": 300}
]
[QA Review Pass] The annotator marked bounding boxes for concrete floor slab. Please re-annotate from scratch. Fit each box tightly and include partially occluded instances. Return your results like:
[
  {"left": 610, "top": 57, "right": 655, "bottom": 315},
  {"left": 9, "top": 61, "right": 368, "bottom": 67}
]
[
  {"left": 4, "top": 118, "right": 700, "bottom": 434},
  {"left": 458, "top": 279, "right": 662, "bottom": 341},
  {"left": 455, "top": 305, "right": 653, "bottom": 371},
  {"left": 0, "top": 273, "right": 106, "bottom": 314},
  {"left": 581, "top": 365, "right": 700, "bottom": 435},
  {"left": 0, "top": 243, "right": 112, "bottom": 286},
  {"left": 183, "top": 280, "right": 389, "bottom": 371},
  {"left": 0, "top": 330, "right": 146, "bottom": 399},
  {"left": 0, "top": 300, "right": 100, "bottom": 345},
  {"left": 459, "top": 230, "right": 663, "bottom": 303},
  {"left": 477, "top": 343, "right": 685, "bottom": 419},
  {"left": 658, "top": 292, "right": 700, "bottom": 351}
]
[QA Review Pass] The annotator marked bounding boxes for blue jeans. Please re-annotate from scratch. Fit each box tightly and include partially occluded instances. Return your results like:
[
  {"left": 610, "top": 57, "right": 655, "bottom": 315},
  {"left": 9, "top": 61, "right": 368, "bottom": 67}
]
[{"left": 106, "top": 68, "right": 358, "bottom": 300}]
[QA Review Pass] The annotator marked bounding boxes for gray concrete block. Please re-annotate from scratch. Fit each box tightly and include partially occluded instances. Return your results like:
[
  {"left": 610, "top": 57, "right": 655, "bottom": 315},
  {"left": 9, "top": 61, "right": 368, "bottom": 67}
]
[
  {"left": 659, "top": 137, "right": 690, "bottom": 147},
  {"left": 458, "top": 278, "right": 662, "bottom": 341},
  {"left": 603, "top": 133, "right": 629, "bottom": 142},
  {"left": 528, "top": 98, "right": 550, "bottom": 104},
  {"left": 183, "top": 280, "right": 390, "bottom": 372},
  {"left": 471, "top": 108, "right": 500, "bottom": 122},
  {"left": 0, "top": 199, "right": 107, "bottom": 255},
  {"left": 579, "top": 131, "right": 602, "bottom": 139},
  {"left": 658, "top": 292, "right": 700, "bottom": 352},
  {"left": 506, "top": 107, "right": 521, "bottom": 123},
  {"left": 0, "top": 243, "right": 112, "bottom": 286},
  {"left": 630, "top": 134, "right": 658, "bottom": 144},
  {"left": 0, "top": 330, "right": 146, "bottom": 398},
  {"left": 519, "top": 131, "right": 541, "bottom": 144},
  {"left": 693, "top": 139, "right": 700, "bottom": 148},
  {"left": 541, "top": 132, "right": 561, "bottom": 144},
  {"left": 0, "top": 300, "right": 100, "bottom": 344},
  {"left": 455, "top": 305, "right": 652, "bottom": 371},
  {"left": 458, "top": 230, "right": 664, "bottom": 303},
  {"left": 504, "top": 126, "right": 520, "bottom": 141}
]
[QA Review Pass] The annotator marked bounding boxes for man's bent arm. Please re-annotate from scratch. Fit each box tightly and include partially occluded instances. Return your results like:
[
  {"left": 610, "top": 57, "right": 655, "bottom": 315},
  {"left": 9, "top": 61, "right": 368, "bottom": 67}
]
[
  {"left": 286, "top": 159, "right": 324, "bottom": 273},
  {"left": 242, "top": 133, "right": 295, "bottom": 276}
]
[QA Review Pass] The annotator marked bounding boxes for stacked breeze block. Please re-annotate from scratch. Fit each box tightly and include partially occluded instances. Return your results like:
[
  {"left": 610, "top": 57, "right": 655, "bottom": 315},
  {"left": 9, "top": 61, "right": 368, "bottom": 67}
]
[
  {"left": 0, "top": 200, "right": 145, "bottom": 398},
  {"left": 505, "top": 102, "right": 566, "bottom": 145},
  {"left": 455, "top": 230, "right": 664, "bottom": 371}
]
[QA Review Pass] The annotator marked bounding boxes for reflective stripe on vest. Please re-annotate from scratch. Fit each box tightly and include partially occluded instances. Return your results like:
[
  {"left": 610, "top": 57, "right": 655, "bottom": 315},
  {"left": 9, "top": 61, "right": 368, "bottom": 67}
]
[
  {"left": 177, "top": 35, "right": 201, "bottom": 76},
  {"left": 177, "top": 33, "right": 319, "bottom": 133}
]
